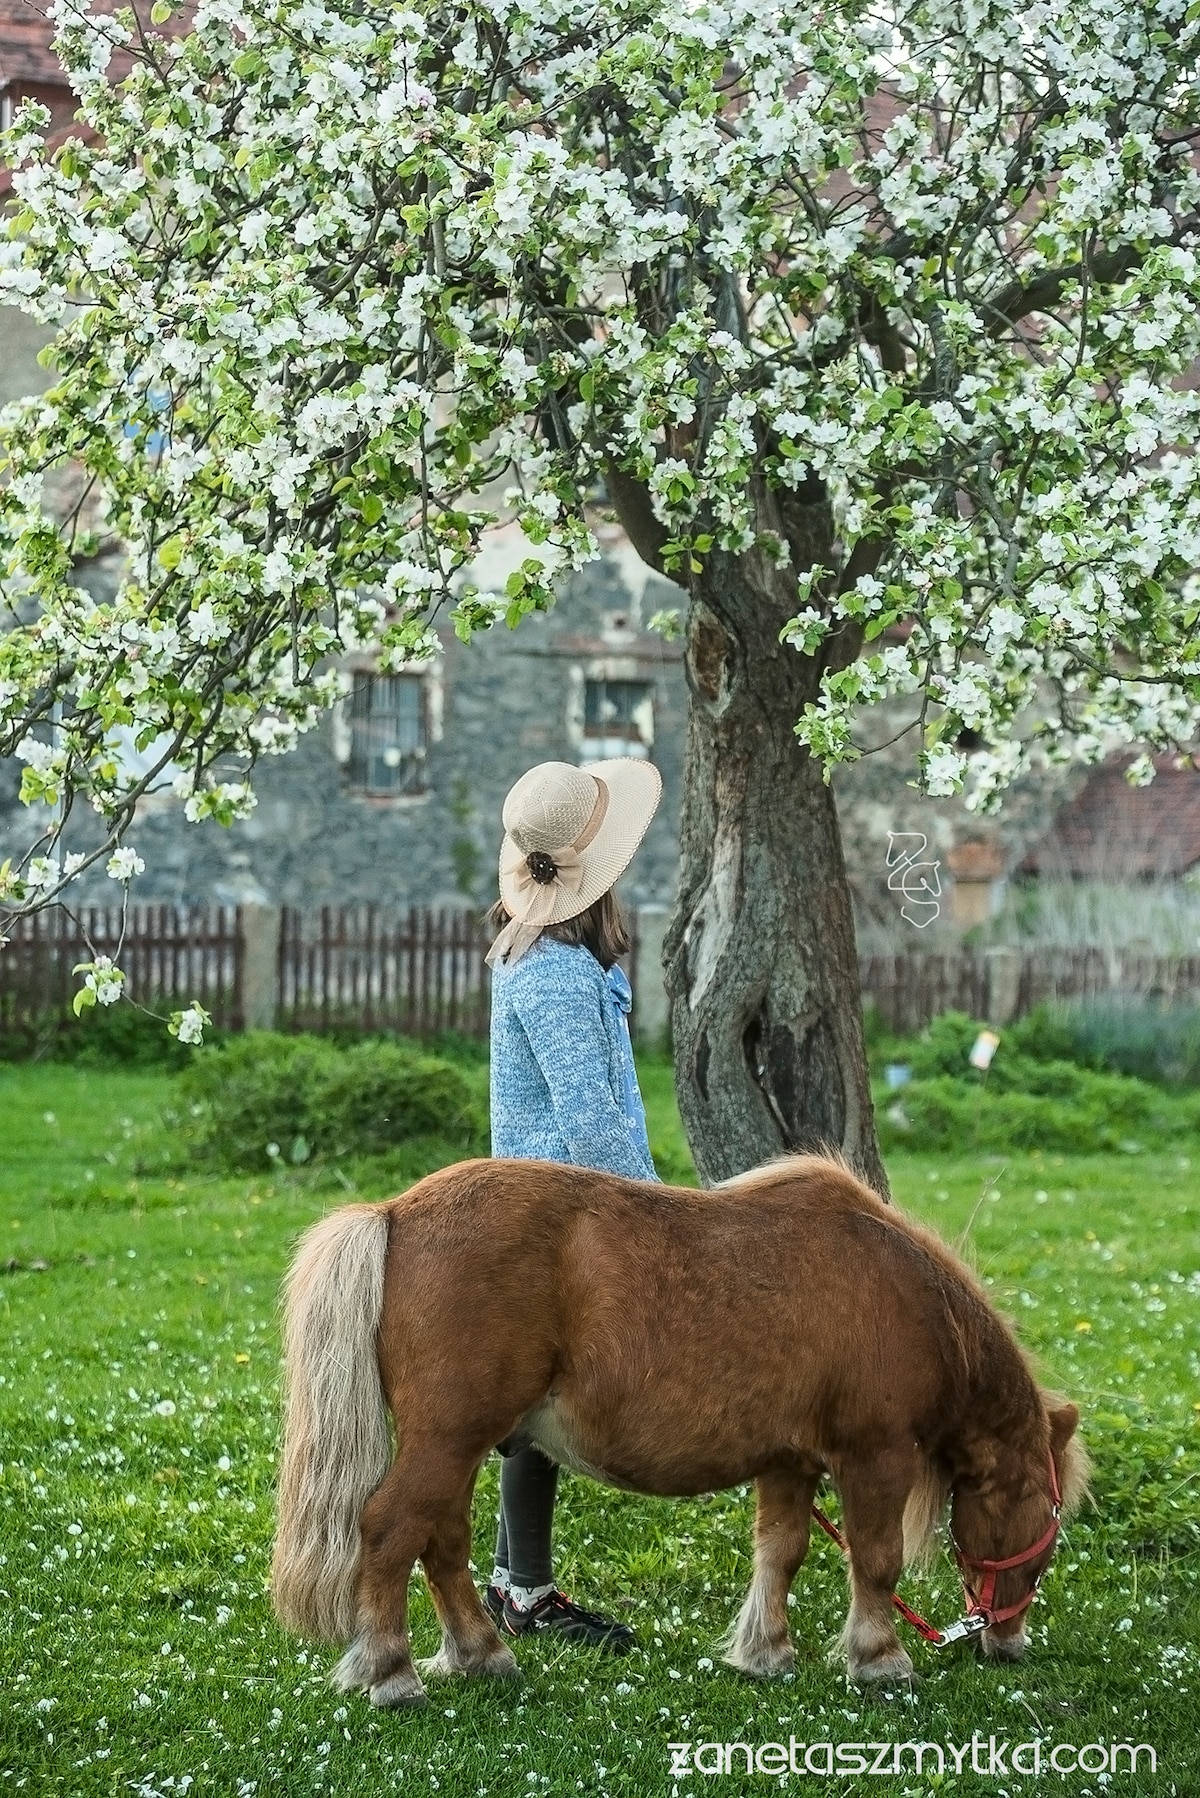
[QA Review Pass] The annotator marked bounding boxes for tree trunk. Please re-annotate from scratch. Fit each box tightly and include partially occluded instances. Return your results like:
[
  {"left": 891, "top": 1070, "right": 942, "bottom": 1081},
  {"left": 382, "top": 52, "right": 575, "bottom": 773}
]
[{"left": 661, "top": 537, "right": 889, "bottom": 1198}]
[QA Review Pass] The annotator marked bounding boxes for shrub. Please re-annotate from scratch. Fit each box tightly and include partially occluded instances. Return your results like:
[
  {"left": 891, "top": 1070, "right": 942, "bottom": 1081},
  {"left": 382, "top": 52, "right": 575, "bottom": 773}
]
[
  {"left": 310, "top": 1040, "right": 483, "bottom": 1158},
  {"left": 1004, "top": 1004, "right": 1085, "bottom": 1067},
  {"left": 871, "top": 1000, "right": 1200, "bottom": 1090},
  {"left": 892, "top": 1010, "right": 982, "bottom": 1080},
  {"left": 177, "top": 1031, "right": 485, "bottom": 1170},
  {"left": 871, "top": 1005, "right": 1200, "bottom": 1152},
  {"left": 877, "top": 1069, "right": 1198, "bottom": 1154}
]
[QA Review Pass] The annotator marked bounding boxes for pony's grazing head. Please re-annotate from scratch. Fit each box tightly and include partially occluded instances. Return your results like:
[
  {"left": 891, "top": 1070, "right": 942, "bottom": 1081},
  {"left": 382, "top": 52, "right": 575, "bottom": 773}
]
[{"left": 949, "top": 1396, "right": 1088, "bottom": 1663}]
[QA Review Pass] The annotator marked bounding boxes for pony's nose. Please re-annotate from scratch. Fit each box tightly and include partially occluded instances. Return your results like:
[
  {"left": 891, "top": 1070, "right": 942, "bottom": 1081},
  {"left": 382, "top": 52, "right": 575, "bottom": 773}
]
[{"left": 980, "top": 1627, "right": 1027, "bottom": 1663}]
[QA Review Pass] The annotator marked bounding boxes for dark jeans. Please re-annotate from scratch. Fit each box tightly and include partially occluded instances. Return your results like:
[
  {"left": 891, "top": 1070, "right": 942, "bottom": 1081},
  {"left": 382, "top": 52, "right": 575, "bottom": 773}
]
[{"left": 493, "top": 1446, "right": 559, "bottom": 1587}]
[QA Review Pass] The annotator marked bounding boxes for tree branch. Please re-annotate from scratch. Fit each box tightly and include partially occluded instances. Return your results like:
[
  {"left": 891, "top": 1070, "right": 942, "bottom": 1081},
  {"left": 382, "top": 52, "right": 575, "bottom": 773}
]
[{"left": 603, "top": 464, "right": 686, "bottom": 587}]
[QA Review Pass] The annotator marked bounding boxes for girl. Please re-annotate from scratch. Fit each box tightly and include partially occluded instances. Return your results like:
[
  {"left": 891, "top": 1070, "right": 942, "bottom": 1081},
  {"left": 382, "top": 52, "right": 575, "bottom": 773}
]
[{"left": 483, "top": 757, "right": 663, "bottom": 1650}]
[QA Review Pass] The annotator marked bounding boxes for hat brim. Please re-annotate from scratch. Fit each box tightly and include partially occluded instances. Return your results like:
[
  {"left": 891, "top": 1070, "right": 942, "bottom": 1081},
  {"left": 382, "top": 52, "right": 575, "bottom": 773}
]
[{"left": 497, "top": 757, "right": 663, "bottom": 925}]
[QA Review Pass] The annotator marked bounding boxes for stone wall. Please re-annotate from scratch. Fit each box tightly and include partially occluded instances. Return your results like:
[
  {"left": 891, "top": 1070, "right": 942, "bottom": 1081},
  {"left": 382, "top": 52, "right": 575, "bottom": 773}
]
[{"left": 2, "top": 550, "right": 690, "bottom": 917}]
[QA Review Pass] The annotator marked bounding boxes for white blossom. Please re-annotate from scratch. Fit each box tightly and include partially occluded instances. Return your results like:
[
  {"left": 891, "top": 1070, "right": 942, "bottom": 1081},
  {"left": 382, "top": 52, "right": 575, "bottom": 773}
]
[
  {"left": 0, "top": 0, "right": 1195, "bottom": 916},
  {"left": 83, "top": 958, "right": 125, "bottom": 1007},
  {"left": 106, "top": 847, "right": 145, "bottom": 882}
]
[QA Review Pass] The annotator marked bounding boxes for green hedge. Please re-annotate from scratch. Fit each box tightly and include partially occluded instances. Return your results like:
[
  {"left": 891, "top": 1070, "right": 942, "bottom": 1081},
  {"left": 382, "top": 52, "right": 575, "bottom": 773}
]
[
  {"left": 177, "top": 1031, "right": 486, "bottom": 1170},
  {"left": 874, "top": 1009, "right": 1200, "bottom": 1153}
]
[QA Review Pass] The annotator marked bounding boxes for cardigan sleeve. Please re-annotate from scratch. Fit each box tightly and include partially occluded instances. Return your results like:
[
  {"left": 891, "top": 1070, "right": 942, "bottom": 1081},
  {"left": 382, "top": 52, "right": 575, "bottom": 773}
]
[{"left": 507, "top": 953, "right": 657, "bottom": 1180}]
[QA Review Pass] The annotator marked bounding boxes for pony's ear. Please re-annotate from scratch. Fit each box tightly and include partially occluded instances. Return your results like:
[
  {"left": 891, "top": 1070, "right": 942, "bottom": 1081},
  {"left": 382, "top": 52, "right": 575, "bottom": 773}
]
[
  {"left": 1048, "top": 1401, "right": 1079, "bottom": 1450},
  {"left": 1045, "top": 1397, "right": 1090, "bottom": 1515}
]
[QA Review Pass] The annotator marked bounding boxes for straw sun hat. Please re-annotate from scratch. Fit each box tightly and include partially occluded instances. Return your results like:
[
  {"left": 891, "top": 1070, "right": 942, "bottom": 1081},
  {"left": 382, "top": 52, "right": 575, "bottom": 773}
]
[{"left": 486, "top": 759, "right": 662, "bottom": 966}]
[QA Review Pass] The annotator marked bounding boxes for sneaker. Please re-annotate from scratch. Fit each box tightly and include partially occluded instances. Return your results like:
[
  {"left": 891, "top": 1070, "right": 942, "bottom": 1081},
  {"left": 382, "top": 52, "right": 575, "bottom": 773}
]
[
  {"left": 483, "top": 1582, "right": 506, "bottom": 1623},
  {"left": 500, "top": 1588, "right": 636, "bottom": 1652}
]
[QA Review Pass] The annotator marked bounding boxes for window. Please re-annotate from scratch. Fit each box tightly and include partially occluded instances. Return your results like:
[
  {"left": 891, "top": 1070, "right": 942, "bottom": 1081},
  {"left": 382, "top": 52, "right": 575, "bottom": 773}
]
[
  {"left": 581, "top": 678, "right": 654, "bottom": 761},
  {"left": 348, "top": 672, "right": 428, "bottom": 795}
]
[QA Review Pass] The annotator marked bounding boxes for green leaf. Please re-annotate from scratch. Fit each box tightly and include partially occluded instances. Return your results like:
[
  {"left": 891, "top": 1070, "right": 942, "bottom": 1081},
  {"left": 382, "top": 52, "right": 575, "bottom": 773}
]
[
  {"left": 72, "top": 987, "right": 96, "bottom": 1016},
  {"left": 359, "top": 493, "right": 384, "bottom": 526},
  {"left": 150, "top": 0, "right": 173, "bottom": 21}
]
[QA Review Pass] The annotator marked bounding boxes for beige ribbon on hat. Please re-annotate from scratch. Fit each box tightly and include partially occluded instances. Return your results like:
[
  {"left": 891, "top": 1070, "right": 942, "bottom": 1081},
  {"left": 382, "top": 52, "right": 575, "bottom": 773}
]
[
  {"left": 501, "top": 840, "right": 585, "bottom": 926},
  {"left": 486, "top": 777, "right": 609, "bottom": 967}
]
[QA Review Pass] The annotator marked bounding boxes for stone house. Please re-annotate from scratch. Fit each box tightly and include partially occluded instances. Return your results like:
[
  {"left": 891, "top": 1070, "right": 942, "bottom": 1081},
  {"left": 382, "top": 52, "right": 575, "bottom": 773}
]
[{"left": 61, "top": 535, "right": 692, "bottom": 917}]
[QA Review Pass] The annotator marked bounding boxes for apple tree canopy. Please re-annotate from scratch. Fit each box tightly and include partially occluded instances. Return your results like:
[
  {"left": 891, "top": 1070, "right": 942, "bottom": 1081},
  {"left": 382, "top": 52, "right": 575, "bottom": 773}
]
[{"left": 1, "top": 0, "right": 1200, "bottom": 938}]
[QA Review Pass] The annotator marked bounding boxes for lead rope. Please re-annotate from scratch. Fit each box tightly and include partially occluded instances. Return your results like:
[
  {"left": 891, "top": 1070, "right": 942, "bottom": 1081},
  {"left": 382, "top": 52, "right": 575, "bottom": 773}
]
[{"left": 809, "top": 1504, "right": 971, "bottom": 1647}]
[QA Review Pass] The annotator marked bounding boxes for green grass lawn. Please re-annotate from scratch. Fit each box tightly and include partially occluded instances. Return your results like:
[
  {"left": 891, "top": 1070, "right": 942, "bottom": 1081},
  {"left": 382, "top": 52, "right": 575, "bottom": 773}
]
[{"left": 1, "top": 1059, "right": 1197, "bottom": 1797}]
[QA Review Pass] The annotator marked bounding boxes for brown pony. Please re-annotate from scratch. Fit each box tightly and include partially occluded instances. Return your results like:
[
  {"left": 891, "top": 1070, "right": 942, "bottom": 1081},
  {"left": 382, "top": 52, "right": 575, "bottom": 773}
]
[{"left": 270, "top": 1154, "right": 1087, "bottom": 1709}]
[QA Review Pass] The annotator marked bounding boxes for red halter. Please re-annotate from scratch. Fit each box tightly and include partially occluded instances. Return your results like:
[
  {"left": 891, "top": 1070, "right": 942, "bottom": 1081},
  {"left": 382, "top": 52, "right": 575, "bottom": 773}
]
[
  {"left": 951, "top": 1451, "right": 1064, "bottom": 1628},
  {"left": 810, "top": 1450, "right": 1064, "bottom": 1648}
]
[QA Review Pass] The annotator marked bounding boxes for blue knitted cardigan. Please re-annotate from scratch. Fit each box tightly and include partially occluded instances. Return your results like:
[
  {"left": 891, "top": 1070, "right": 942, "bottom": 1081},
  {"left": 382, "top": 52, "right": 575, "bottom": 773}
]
[{"left": 490, "top": 936, "right": 659, "bottom": 1181}]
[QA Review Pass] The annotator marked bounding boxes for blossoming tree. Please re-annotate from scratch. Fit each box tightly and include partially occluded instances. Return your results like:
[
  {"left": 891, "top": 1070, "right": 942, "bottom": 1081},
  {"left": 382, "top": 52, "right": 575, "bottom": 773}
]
[{"left": 2, "top": 0, "right": 1200, "bottom": 1180}]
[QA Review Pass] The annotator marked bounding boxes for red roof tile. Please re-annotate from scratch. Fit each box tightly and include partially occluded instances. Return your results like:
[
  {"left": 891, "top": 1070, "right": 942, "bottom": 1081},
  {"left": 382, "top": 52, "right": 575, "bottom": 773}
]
[
  {"left": 1018, "top": 752, "right": 1200, "bottom": 879},
  {"left": 0, "top": 0, "right": 72, "bottom": 90}
]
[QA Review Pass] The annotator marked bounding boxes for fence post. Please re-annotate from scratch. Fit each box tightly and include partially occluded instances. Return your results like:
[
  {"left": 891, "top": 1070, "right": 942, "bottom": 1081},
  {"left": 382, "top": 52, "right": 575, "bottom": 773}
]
[
  {"left": 632, "top": 905, "right": 671, "bottom": 1049},
  {"left": 240, "top": 904, "right": 282, "bottom": 1031},
  {"left": 984, "top": 945, "right": 1022, "bottom": 1026}
]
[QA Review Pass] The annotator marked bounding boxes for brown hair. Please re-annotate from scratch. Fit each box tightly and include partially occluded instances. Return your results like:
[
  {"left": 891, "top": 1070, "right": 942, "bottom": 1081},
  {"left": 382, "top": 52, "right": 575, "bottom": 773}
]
[{"left": 485, "top": 889, "right": 631, "bottom": 971}]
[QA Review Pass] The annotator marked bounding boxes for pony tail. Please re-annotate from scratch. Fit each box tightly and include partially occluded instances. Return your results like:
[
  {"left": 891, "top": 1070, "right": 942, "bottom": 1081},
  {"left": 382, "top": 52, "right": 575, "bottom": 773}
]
[{"left": 271, "top": 1203, "right": 393, "bottom": 1642}]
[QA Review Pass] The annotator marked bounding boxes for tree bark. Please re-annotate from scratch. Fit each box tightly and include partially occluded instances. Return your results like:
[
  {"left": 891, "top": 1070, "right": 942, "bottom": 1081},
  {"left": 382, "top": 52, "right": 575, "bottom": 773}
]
[{"left": 658, "top": 530, "right": 890, "bottom": 1198}]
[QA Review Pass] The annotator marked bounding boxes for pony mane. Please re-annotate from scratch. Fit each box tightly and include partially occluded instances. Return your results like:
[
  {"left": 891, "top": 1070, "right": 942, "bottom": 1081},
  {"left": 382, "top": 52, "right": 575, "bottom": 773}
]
[
  {"left": 723, "top": 1151, "right": 1088, "bottom": 1563},
  {"left": 717, "top": 1146, "right": 858, "bottom": 1192},
  {"left": 722, "top": 1149, "right": 995, "bottom": 1309},
  {"left": 1043, "top": 1389, "right": 1092, "bottom": 1516}
]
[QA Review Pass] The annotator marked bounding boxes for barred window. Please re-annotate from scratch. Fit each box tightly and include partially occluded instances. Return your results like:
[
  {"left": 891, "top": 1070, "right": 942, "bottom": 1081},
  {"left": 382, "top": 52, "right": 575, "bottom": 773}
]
[
  {"left": 348, "top": 672, "right": 428, "bottom": 795},
  {"left": 581, "top": 678, "right": 654, "bottom": 761}
]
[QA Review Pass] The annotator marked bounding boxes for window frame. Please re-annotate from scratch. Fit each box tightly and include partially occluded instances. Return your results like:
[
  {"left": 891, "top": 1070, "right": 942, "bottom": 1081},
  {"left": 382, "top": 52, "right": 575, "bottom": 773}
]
[
  {"left": 580, "top": 675, "right": 655, "bottom": 761},
  {"left": 346, "top": 669, "right": 430, "bottom": 798}
]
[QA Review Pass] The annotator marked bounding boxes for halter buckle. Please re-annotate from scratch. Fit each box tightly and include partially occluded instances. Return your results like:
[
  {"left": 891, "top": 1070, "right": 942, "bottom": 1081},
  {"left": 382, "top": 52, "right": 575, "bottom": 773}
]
[{"left": 937, "top": 1613, "right": 990, "bottom": 1647}]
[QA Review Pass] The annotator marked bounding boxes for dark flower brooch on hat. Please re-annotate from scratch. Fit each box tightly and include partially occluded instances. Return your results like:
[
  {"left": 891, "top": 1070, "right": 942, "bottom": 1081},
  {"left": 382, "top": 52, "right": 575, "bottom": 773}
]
[{"left": 525, "top": 851, "right": 559, "bottom": 885}]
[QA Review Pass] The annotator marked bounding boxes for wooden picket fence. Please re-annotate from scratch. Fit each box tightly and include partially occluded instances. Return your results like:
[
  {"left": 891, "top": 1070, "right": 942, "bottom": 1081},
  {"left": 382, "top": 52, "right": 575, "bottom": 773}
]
[
  {"left": 0, "top": 904, "right": 244, "bottom": 1032},
  {"left": 860, "top": 946, "right": 1200, "bottom": 1035},
  {"left": 6, "top": 904, "right": 1200, "bottom": 1043},
  {"left": 276, "top": 905, "right": 493, "bottom": 1037}
]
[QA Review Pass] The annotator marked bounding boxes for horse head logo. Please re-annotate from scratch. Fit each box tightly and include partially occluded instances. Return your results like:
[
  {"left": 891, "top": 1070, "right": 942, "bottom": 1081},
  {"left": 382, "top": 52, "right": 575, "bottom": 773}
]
[{"left": 886, "top": 833, "right": 942, "bottom": 929}]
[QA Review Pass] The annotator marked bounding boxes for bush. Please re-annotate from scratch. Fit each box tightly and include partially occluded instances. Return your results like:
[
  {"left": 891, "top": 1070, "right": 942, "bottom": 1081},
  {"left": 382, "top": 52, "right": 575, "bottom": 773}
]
[
  {"left": 872, "top": 1006, "right": 1200, "bottom": 1152},
  {"left": 177, "top": 1031, "right": 485, "bottom": 1170},
  {"left": 312, "top": 1040, "right": 483, "bottom": 1158},
  {"left": 877, "top": 1069, "right": 1198, "bottom": 1154},
  {"left": 871, "top": 1000, "right": 1200, "bottom": 1090}
]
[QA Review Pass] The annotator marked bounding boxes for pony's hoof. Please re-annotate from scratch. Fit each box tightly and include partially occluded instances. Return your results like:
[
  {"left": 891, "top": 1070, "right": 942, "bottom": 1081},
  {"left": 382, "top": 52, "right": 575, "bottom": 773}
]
[
  {"left": 722, "top": 1639, "right": 795, "bottom": 1679},
  {"left": 417, "top": 1643, "right": 520, "bottom": 1681},
  {"left": 851, "top": 1651, "right": 918, "bottom": 1686},
  {"left": 370, "top": 1672, "right": 428, "bottom": 1709}
]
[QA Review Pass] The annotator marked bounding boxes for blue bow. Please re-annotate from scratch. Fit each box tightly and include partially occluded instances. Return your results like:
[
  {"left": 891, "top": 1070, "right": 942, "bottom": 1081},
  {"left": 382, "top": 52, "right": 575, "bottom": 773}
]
[{"left": 606, "top": 964, "right": 633, "bottom": 1015}]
